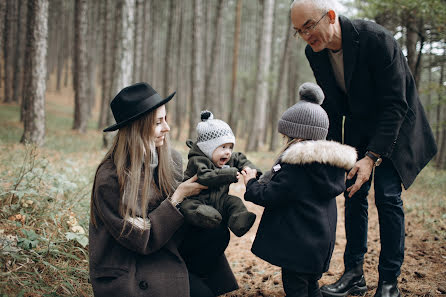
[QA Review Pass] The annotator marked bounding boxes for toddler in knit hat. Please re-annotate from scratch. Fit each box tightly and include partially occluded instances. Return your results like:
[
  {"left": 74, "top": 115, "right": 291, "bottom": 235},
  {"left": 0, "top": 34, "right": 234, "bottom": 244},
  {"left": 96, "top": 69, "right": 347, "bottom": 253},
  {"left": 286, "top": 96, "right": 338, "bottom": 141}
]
[
  {"left": 241, "top": 82, "right": 357, "bottom": 297},
  {"left": 179, "top": 110, "right": 261, "bottom": 237}
]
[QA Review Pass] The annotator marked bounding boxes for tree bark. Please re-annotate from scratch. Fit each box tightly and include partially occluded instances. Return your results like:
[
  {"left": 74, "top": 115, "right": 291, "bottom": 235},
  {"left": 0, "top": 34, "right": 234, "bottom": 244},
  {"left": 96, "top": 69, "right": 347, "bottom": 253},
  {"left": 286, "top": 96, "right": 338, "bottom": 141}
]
[
  {"left": 132, "top": 0, "right": 144, "bottom": 83},
  {"left": 163, "top": 0, "right": 175, "bottom": 98},
  {"left": 103, "top": 0, "right": 135, "bottom": 148},
  {"left": 0, "top": 0, "right": 6, "bottom": 91},
  {"left": 21, "top": 0, "right": 48, "bottom": 146},
  {"left": 188, "top": 0, "right": 204, "bottom": 140},
  {"left": 246, "top": 0, "right": 275, "bottom": 151},
  {"left": 12, "top": 0, "right": 27, "bottom": 103},
  {"left": 174, "top": 0, "right": 184, "bottom": 140},
  {"left": 203, "top": 0, "right": 224, "bottom": 111},
  {"left": 73, "top": 0, "right": 90, "bottom": 133},
  {"left": 269, "top": 16, "right": 292, "bottom": 151},
  {"left": 98, "top": 0, "right": 113, "bottom": 130},
  {"left": 228, "top": 0, "right": 242, "bottom": 135},
  {"left": 3, "top": 0, "right": 18, "bottom": 103}
]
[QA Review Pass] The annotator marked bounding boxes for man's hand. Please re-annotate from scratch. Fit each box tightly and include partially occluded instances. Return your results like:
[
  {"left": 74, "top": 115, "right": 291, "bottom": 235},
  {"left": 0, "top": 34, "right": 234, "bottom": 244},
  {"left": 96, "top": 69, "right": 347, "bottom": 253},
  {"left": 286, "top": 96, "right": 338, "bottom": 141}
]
[{"left": 346, "top": 156, "right": 374, "bottom": 197}]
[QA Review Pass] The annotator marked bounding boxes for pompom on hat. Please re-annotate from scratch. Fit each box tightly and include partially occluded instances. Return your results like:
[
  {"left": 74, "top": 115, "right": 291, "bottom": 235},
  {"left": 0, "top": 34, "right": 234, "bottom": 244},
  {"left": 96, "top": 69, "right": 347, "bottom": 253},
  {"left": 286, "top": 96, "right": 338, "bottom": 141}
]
[
  {"left": 278, "top": 82, "right": 329, "bottom": 140},
  {"left": 196, "top": 111, "right": 235, "bottom": 159}
]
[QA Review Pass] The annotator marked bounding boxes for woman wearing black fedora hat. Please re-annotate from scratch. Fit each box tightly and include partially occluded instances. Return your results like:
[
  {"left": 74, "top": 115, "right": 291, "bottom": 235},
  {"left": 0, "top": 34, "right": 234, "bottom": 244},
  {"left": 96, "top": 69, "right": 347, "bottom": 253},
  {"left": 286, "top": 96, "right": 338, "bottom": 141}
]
[{"left": 89, "top": 82, "right": 239, "bottom": 297}]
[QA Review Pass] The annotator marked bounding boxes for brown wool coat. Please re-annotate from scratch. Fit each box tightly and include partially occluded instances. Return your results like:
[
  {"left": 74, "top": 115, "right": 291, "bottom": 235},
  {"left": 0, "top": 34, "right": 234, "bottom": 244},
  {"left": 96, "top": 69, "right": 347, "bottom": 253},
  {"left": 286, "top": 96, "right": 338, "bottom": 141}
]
[{"left": 89, "top": 150, "right": 237, "bottom": 297}]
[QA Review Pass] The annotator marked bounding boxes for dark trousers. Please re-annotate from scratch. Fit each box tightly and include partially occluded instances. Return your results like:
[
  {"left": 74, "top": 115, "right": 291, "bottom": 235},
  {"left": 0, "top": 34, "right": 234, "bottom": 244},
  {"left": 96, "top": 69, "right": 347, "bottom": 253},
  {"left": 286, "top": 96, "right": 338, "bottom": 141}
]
[
  {"left": 343, "top": 158, "right": 405, "bottom": 281},
  {"left": 181, "top": 223, "right": 231, "bottom": 297},
  {"left": 281, "top": 268, "right": 322, "bottom": 297}
]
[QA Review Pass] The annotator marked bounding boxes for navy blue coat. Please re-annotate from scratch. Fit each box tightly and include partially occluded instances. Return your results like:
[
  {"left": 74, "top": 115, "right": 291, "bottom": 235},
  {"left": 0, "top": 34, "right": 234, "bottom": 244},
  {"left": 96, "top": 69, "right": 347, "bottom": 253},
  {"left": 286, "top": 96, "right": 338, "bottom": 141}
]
[
  {"left": 244, "top": 141, "right": 357, "bottom": 274},
  {"left": 305, "top": 16, "right": 437, "bottom": 189}
]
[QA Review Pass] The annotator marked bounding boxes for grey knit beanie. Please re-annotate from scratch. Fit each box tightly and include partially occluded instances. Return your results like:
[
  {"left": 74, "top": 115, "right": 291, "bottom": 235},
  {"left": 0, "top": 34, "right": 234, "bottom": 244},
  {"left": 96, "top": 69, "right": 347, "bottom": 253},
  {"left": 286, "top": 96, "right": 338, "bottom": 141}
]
[
  {"left": 196, "top": 111, "right": 235, "bottom": 159},
  {"left": 278, "top": 82, "right": 329, "bottom": 140}
]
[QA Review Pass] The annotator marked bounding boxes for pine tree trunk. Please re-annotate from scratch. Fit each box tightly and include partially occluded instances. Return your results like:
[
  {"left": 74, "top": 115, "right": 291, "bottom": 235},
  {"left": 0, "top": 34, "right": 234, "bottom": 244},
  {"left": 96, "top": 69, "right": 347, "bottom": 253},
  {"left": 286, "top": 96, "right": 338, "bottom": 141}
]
[
  {"left": 203, "top": 0, "right": 224, "bottom": 112},
  {"left": 141, "top": 0, "right": 151, "bottom": 83},
  {"left": 188, "top": 0, "right": 204, "bottom": 140},
  {"left": 3, "top": 0, "right": 18, "bottom": 103},
  {"left": 132, "top": 0, "right": 144, "bottom": 82},
  {"left": 174, "top": 0, "right": 184, "bottom": 140},
  {"left": 246, "top": 0, "right": 275, "bottom": 151},
  {"left": 269, "top": 17, "right": 292, "bottom": 151},
  {"left": 103, "top": 0, "right": 135, "bottom": 148},
  {"left": 98, "top": 0, "right": 113, "bottom": 130},
  {"left": 163, "top": 0, "right": 175, "bottom": 98},
  {"left": 21, "top": 0, "right": 48, "bottom": 146},
  {"left": 12, "top": 0, "right": 27, "bottom": 103},
  {"left": 228, "top": 0, "right": 242, "bottom": 135},
  {"left": 73, "top": 0, "right": 90, "bottom": 133},
  {"left": 0, "top": 0, "right": 6, "bottom": 91}
]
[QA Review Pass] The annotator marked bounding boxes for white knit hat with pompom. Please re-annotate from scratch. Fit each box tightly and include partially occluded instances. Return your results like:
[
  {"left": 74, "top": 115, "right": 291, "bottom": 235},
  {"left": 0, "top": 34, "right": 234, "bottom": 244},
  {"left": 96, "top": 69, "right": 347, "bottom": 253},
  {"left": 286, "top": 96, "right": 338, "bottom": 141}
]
[{"left": 196, "top": 110, "right": 235, "bottom": 159}]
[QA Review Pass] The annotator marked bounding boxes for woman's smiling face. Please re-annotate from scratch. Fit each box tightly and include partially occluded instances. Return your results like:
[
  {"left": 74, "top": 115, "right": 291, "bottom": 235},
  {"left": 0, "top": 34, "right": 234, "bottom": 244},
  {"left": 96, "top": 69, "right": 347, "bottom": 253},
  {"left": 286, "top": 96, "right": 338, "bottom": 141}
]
[{"left": 153, "top": 105, "right": 170, "bottom": 147}]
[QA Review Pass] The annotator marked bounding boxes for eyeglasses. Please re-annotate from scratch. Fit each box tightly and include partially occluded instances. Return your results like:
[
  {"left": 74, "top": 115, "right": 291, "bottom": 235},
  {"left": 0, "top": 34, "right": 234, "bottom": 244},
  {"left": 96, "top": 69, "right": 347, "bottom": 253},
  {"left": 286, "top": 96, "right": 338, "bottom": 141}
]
[{"left": 293, "top": 12, "right": 328, "bottom": 38}]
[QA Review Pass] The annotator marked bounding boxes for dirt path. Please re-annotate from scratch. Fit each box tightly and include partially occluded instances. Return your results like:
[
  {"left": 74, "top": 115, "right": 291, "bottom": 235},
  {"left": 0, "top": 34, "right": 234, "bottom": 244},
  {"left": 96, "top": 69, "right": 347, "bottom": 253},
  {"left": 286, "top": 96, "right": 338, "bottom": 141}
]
[{"left": 222, "top": 182, "right": 446, "bottom": 297}]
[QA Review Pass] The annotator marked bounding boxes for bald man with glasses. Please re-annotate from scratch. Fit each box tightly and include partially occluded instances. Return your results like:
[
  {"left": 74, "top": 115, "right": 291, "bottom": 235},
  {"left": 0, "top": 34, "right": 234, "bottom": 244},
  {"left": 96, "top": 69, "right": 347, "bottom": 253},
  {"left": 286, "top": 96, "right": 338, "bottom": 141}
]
[{"left": 290, "top": 1, "right": 437, "bottom": 297}]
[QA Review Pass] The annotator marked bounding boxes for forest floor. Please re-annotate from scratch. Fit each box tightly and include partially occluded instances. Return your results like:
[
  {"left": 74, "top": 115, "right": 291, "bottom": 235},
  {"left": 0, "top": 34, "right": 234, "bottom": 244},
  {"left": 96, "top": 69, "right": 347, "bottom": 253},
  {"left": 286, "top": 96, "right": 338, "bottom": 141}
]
[{"left": 222, "top": 181, "right": 446, "bottom": 297}]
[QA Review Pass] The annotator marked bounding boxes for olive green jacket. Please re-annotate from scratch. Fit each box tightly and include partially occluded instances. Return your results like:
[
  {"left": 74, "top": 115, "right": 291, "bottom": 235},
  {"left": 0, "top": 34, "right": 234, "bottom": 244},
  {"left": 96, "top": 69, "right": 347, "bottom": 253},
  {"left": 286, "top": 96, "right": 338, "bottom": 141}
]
[{"left": 183, "top": 141, "right": 261, "bottom": 213}]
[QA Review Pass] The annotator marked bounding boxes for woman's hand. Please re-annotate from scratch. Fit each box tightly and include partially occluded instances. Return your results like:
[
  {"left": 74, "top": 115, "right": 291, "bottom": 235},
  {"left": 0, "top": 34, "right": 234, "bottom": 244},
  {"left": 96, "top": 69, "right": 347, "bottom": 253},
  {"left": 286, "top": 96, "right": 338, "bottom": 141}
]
[
  {"left": 241, "top": 167, "right": 257, "bottom": 186},
  {"left": 170, "top": 175, "right": 207, "bottom": 205}
]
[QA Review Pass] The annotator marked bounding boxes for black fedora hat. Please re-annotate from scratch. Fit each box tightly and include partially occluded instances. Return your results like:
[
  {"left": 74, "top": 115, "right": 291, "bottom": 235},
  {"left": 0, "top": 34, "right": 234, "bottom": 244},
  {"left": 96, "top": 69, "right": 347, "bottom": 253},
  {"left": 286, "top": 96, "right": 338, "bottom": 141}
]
[{"left": 103, "top": 82, "right": 175, "bottom": 132}]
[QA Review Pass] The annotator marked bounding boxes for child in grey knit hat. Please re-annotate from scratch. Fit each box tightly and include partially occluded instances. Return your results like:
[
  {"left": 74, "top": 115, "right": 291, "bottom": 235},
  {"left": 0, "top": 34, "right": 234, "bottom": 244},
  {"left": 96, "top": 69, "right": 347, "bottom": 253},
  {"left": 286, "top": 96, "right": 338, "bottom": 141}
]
[
  {"left": 179, "top": 110, "right": 261, "bottom": 237},
  {"left": 242, "top": 82, "right": 357, "bottom": 297}
]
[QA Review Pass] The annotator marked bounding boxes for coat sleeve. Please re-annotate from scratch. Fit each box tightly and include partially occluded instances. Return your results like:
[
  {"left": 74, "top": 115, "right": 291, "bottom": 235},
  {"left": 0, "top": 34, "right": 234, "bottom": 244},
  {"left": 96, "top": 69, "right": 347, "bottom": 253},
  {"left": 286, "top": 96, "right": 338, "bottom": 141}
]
[
  {"left": 92, "top": 163, "right": 184, "bottom": 256},
  {"left": 366, "top": 33, "right": 408, "bottom": 156},
  {"left": 244, "top": 164, "right": 306, "bottom": 207},
  {"left": 195, "top": 157, "right": 238, "bottom": 187},
  {"left": 232, "top": 152, "right": 263, "bottom": 176}
]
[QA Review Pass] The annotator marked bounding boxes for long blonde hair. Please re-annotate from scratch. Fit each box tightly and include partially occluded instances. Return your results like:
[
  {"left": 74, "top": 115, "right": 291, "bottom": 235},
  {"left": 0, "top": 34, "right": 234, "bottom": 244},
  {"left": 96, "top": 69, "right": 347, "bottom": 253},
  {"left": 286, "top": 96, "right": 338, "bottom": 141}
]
[
  {"left": 91, "top": 109, "right": 176, "bottom": 230},
  {"left": 278, "top": 135, "right": 304, "bottom": 157}
]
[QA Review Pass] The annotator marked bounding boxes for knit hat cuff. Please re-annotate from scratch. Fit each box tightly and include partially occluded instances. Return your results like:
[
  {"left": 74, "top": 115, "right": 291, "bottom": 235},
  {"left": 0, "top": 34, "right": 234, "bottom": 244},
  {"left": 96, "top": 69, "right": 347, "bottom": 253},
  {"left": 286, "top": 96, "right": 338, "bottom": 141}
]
[
  {"left": 278, "top": 119, "right": 328, "bottom": 140},
  {"left": 197, "top": 135, "right": 236, "bottom": 159}
]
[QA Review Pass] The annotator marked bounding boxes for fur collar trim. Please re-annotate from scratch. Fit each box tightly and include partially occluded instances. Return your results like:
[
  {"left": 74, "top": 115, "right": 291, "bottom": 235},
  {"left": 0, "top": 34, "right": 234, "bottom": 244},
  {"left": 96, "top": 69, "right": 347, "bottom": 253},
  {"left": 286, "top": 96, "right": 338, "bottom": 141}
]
[{"left": 281, "top": 140, "right": 357, "bottom": 170}]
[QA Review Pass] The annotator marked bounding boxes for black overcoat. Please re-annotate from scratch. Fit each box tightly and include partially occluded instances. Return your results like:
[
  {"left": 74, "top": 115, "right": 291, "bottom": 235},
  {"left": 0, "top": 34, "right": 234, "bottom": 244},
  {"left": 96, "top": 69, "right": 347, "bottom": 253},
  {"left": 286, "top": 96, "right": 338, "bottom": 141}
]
[
  {"left": 244, "top": 141, "right": 357, "bottom": 274},
  {"left": 305, "top": 15, "right": 437, "bottom": 189}
]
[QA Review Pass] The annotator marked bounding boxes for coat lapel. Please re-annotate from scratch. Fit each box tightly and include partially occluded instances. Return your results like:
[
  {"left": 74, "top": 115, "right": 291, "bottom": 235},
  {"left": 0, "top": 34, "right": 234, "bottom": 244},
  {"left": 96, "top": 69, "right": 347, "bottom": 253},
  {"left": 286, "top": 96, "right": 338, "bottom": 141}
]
[{"left": 340, "top": 15, "right": 360, "bottom": 93}]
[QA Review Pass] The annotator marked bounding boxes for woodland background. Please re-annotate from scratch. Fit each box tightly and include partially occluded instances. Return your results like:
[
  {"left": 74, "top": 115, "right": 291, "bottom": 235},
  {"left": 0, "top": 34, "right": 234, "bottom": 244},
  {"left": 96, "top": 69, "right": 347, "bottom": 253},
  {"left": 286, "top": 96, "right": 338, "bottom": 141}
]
[{"left": 0, "top": 0, "right": 445, "bottom": 296}]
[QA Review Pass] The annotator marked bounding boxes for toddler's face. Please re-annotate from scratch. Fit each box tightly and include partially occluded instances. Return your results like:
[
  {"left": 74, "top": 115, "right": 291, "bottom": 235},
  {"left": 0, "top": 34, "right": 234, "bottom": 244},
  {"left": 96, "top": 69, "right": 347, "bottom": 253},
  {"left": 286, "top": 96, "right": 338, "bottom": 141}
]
[{"left": 212, "top": 143, "right": 234, "bottom": 168}]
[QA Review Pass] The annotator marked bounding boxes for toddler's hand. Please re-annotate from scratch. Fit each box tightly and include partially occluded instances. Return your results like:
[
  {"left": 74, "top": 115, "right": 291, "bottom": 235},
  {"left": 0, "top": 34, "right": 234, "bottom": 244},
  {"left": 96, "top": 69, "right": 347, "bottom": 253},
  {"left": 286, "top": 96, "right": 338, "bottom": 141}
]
[
  {"left": 241, "top": 168, "right": 257, "bottom": 185},
  {"left": 236, "top": 171, "right": 242, "bottom": 181}
]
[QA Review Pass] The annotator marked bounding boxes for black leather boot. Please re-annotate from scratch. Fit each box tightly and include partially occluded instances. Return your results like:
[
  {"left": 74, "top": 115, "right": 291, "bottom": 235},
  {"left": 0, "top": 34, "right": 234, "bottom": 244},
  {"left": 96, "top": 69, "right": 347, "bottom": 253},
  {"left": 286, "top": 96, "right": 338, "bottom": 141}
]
[
  {"left": 373, "top": 280, "right": 400, "bottom": 297},
  {"left": 320, "top": 264, "right": 367, "bottom": 297}
]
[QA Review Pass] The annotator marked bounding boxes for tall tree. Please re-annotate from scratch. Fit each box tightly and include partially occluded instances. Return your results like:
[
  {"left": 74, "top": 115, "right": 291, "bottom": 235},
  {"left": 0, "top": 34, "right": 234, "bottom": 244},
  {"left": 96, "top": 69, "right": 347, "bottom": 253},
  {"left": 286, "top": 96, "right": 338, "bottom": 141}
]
[
  {"left": 103, "top": 0, "right": 135, "bottom": 148},
  {"left": 174, "top": 0, "right": 185, "bottom": 140},
  {"left": 132, "top": 0, "right": 144, "bottom": 82},
  {"left": 246, "top": 0, "right": 275, "bottom": 151},
  {"left": 73, "top": 0, "right": 90, "bottom": 133},
  {"left": 203, "top": 0, "right": 224, "bottom": 111},
  {"left": 21, "top": 0, "right": 49, "bottom": 146},
  {"left": 3, "top": 0, "right": 18, "bottom": 102},
  {"left": 163, "top": 0, "right": 175, "bottom": 98},
  {"left": 98, "top": 0, "right": 113, "bottom": 129},
  {"left": 228, "top": 0, "right": 243, "bottom": 135},
  {"left": 269, "top": 15, "right": 293, "bottom": 151},
  {"left": 0, "top": 0, "right": 5, "bottom": 90},
  {"left": 188, "top": 0, "right": 204, "bottom": 139},
  {"left": 12, "top": 0, "right": 27, "bottom": 103}
]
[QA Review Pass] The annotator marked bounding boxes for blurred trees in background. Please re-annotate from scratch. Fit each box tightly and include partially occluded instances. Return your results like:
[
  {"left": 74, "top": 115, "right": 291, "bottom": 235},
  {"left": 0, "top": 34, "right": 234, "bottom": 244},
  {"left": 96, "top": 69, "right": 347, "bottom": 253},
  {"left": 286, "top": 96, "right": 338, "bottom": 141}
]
[{"left": 0, "top": 0, "right": 445, "bottom": 167}]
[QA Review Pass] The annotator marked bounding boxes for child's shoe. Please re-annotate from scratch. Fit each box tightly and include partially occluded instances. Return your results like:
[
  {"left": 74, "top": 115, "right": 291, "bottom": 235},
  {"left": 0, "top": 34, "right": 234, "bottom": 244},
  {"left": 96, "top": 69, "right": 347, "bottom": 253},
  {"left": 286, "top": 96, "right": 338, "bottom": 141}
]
[{"left": 228, "top": 211, "right": 256, "bottom": 237}]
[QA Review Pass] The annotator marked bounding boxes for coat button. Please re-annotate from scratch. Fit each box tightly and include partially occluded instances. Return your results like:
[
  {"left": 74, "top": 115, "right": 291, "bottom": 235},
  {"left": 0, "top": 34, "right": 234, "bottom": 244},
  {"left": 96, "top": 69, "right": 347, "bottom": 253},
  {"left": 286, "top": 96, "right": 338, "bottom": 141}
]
[{"left": 139, "top": 280, "right": 148, "bottom": 290}]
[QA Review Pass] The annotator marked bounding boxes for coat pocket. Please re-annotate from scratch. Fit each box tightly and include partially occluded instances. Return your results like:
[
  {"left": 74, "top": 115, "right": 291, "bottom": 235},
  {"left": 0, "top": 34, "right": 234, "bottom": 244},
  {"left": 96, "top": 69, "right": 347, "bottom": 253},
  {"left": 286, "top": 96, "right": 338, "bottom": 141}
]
[{"left": 91, "top": 267, "right": 131, "bottom": 297}]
